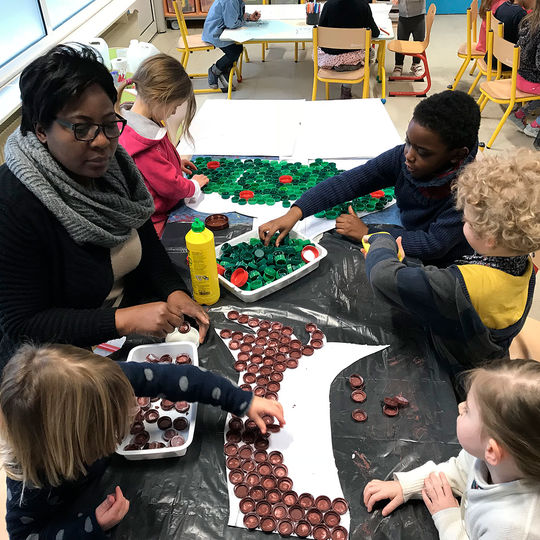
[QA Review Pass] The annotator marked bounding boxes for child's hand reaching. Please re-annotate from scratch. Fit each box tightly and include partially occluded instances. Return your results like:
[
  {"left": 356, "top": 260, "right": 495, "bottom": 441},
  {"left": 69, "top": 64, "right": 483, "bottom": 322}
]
[
  {"left": 335, "top": 206, "right": 369, "bottom": 242},
  {"left": 192, "top": 174, "right": 210, "bottom": 189},
  {"left": 247, "top": 396, "right": 285, "bottom": 434},
  {"left": 422, "top": 472, "right": 459, "bottom": 515},
  {"left": 363, "top": 480, "right": 404, "bottom": 516},
  {"left": 95, "top": 486, "right": 130, "bottom": 531},
  {"left": 249, "top": 11, "right": 261, "bottom": 21},
  {"left": 181, "top": 159, "right": 198, "bottom": 175}
]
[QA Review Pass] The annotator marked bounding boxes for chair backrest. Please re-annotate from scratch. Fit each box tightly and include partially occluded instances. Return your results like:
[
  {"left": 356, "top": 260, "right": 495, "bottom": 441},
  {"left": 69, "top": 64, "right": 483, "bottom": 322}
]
[
  {"left": 172, "top": 0, "right": 190, "bottom": 50},
  {"left": 492, "top": 30, "right": 519, "bottom": 69},
  {"left": 491, "top": 14, "right": 504, "bottom": 37},
  {"left": 316, "top": 26, "right": 370, "bottom": 51},
  {"left": 470, "top": 0, "right": 478, "bottom": 42},
  {"left": 422, "top": 3, "right": 437, "bottom": 48}
]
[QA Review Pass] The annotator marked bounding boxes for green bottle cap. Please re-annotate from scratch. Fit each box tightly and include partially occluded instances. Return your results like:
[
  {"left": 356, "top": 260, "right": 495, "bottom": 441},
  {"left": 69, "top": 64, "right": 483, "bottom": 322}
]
[{"left": 191, "top": 218, "right": 205, "bottom": 233}]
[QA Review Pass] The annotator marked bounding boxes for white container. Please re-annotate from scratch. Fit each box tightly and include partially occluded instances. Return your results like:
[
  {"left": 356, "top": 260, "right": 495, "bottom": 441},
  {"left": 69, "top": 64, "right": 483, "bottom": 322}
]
[
  {"left": 126, "top": 39, "right": 160, "bottom": 73},
  {"left": 165, "top": 326, "right": 200, "bottom": 346},
  {"left": 216, "top": 230, "right": 328, "bottom": 303},
  {"left": 116, "top": 342, "right": 198, "bottom": 460},
  {"left": 87, "top": 37, "right": 111, "bottom": 70}
]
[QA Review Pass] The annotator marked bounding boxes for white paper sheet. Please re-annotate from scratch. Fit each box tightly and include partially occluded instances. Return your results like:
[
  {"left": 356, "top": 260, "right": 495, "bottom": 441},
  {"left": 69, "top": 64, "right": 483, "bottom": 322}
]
[{"left": 218, "top": 323, "right": 387, "bottom": 536}]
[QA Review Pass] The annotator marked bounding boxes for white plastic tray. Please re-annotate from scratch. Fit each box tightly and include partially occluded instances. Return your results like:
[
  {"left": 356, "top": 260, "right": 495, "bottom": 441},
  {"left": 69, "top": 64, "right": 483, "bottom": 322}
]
[
  {"left": 216, "top": 230, "right": 328, "bottom": 303},
  {"left": 116, "top": 342, "right": 198, "bottom": 460}
]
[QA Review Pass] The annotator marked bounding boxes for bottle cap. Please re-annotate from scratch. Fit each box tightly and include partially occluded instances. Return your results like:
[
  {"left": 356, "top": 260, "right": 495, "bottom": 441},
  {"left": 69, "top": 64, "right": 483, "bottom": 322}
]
[
  {"left": 243, "top": 513, "right": 259, "bottom": 530},
  {"left": 331, "top": 498, "right": 349, "bottom": 515},
  {"left": 205, "top": 214, "right": 229, "bottom": 231},
  {"left": 351, "top": 389, "right": 367, "bottom": 403},
  {"left": 352, "top": 409, "right": 368, "bottom": 422},
  {"left": 349, "top": 374, "right": 364, "bottom": 389},
  {"left": 191, "top": 218, "right": 205, "bottom": 233},
  {"left": 207, "top": 160, "right": 220, "bottom": 169},
  {"left": 313, "top": 524, "right": 331, "bottom": 540},
  {"left": 231, "top": 268, "right": 248, "bottom": 287},
  {"left": 315, "top": 495, "right": 332, "bottom": 512},
  {"left": 301, "top": 245, "right": 319, "bottom": 263}
]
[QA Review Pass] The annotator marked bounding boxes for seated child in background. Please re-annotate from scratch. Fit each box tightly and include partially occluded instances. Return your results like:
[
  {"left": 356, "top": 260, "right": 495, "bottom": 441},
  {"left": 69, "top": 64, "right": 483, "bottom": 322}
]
[
  {"left": 202, "top": 0, "right": 260, "bottom": 92},
  {"left": 318, "top": 0, "right": 380, "bottom": 100},
  {"left": 364, "top": 359, "right": 540, "bottom": 539},
  {"left": 391, "top": 0, "right": 427, "bottom": 78},
  {"left": 118, "top": 54, "right": 209, "bottom": 236},
  {"left": 1, "top": 344, "right": 285, "bottom": 538},
  {"left": 477, "top": 0, "right": 507, "bottom": 52},
  {"left": 259, "top": 91, "right": 480, "bottom": 268},
  {"left": 362, "top": 150, "right": 539, "bottom": 368}
]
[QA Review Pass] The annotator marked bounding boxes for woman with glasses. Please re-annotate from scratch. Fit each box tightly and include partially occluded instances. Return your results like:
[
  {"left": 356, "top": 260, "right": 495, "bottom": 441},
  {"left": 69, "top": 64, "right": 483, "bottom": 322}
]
[{"left": 0, "top": 44, "right": 209, "bottom": 369}]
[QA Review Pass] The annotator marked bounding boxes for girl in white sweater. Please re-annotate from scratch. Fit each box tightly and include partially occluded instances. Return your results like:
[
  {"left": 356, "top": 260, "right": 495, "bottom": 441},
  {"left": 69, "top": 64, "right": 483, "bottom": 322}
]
[{"left": 363, "top": 359, "right": 540, "bottom": 539}]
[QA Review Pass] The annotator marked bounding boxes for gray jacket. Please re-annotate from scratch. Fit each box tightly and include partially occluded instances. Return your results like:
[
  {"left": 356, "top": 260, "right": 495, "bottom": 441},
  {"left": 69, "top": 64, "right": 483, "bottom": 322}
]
[{"left": 398, "top": 0, "right": 426, "bottom": 18}]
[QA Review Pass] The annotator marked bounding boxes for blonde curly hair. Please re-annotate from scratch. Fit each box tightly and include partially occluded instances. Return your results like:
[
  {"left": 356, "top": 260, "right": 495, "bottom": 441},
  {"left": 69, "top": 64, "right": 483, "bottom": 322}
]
[{"left": 454, "top": 150, "right": 540, "bottom": 254}]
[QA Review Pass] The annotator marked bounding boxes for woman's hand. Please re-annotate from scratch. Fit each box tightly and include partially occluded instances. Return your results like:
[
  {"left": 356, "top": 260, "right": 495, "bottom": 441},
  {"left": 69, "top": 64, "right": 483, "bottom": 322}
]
[
  {"left": 181, "top": 159, "right": 198, "bottom": 175},
  {"left": 422, "top": 472, "right": 459, "bottom": 515},
  {"left": 192, "top": 174, "right": 209, "bottom": 189},
  {"left": 246, "top": 396, "right": 285, "bottom": 434},
  {"left": 258, "top": 206, "right": 303, "bottom": 246},
  {"left": 95, "top": 486, "right": 130, "bottom": 531},
  {"left": 335, "top": 206, "right": 369, "bottom": 242},
  {"left": 363, "top": 479, "right": 404, "bottom": 516},
  {"left": 167, "top": 290, "right": 210, "bottom": 342},
  {"left": 115, "top": 302, "right": 183, "bottom": 338}
]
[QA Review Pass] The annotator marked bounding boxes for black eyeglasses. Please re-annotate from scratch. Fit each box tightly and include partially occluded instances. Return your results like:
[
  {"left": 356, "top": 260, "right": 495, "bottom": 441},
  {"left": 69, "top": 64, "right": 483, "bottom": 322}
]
[{"left": 55, "top": 113, "right": 127, "bottom": 142}]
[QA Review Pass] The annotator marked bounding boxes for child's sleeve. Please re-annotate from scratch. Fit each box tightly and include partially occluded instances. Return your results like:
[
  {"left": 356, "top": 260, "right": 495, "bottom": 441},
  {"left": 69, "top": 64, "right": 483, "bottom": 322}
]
[
  {"left": 364, "top": 4, "right": 381, "bottom": 38},
  {"left": 5, "top": 478, "right": 106, "bottom": 540},
  {"left": 120, "top": 362, "right": 253, "bottom": 417},
  {"left": 223, "top": 0, "right": 245, "bottom": 29}
]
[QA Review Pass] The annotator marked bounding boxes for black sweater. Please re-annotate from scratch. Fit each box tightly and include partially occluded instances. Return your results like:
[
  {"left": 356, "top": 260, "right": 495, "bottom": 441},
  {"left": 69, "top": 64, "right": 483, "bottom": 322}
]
[
  {"left": 0, "top": 164, "right": 188, "bottom": 369},
  {"left": 517, "top": 16, "right": 540, "bottom": 83},
  {"left": 319, "top": 0, "right": 380, "bottom": 55}
]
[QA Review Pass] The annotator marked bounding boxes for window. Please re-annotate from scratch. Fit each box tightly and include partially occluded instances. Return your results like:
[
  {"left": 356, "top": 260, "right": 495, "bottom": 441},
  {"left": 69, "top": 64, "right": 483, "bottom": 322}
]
[{"left": 47, "top": 0, "right": 96, "bottom": 29}]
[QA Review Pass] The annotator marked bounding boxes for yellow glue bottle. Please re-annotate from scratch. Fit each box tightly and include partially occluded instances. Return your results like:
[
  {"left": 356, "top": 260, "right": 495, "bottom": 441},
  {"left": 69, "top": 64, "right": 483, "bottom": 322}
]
[{"left": 185, "top": 218, "right": 220, "bottom": 305}]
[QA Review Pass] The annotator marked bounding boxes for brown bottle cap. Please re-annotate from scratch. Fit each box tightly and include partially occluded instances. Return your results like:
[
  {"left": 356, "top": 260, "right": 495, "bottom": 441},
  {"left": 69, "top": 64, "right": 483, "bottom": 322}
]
[
  {"left": 157, "top": 416, "right": 172, "bottom": 430},
  {"left": 173, "top": 417, "right": 189, "bottom": 431},
  {"left": 243, "top": 334, "right": 256, "bottom": 344},
  {"left": 229, "top": 417, "right": 243, "bottom": 431},
  {"left": 282, "top": 490, "right": 298, "bottom": 506},
  {"left": 305, "top": 322, "right": 318, "bottom": 333},
  {"left": 227, "top": 310, "right": 240, "bottom": 320},
  {"left": 260, "top": 516, "right": 277, "bottom": 532},
  {"left": 263, "top": 357, "right": 275, "bottom": 367},
  {"left": 175, "top": 354, "right": 191, "bottom": 365},
  {"left": 384, "top": 396, "right": 399, "bottom": 408},
  {"left": 162, "top": 428, "right": 178, "bottom": 442},
  {"left": 351, "top": 389, "right": 367, "bottom": 403},
  {"left": 242, "top": 431, "right": 256, "bottom": 444},
  {"left": 226, "top": 456, "right": 242, "bottom": 470},
  {"left": 383, "top": 404, "right": 399, "bottom": 417},
  {"left": 259, "top": 365, "right": 272, "bottom": 376},
  {"left": 252, "top": 346, "right": 265, "bottom": 356},
  {"left": 238, "top": 444, "right": 253, "bottom": 459},
  {"left": 261, "top": 475, "right": 277, "bottom": 490},
  {"left": 307, "top": 508, "right": 323, "bottom": 525},
  {"left": 238, "top": 314, "right": 249, "bottom": 324},
  {"left": 276, "top": 353, "right": 287, "bottom": 363},
  {"left": 224, "top": 442, "right": 238, "bottom": 456},
  {"left": 137, "top": 397, "right": 151, "bottom": 409},
  {"left": 178, "top": 322, "right": 191, "bottom": 334},
  {"left": 394, "top": 394, "right": 409, "bottom": 407},
  {"left": 241, "top": 459, "right": 256, "bottom": 473},
  {"left": 255, "top": 337, "right": 267, "bottom": 347},
  {"left": 253, "top": 387, "right": 266, "bottom": 397},
  {"left": 267, "top": 381, "right": 281, "bottom": 393},
  {"left": 315, "top": 495, "right": 332, "bottom": 512},
  {"left": 311, "top": 330, "right": 325, "bottom": 340},
  {"left": 310, "top": 339, "right": 324, "bottom": 349},
  {"left": 298, "top": 493, "right": 315, "bottom": 509},
  {"left": 256, "top": 375, "right": 269, "bottom": 386},
  {"left": 313, "top": 524, "right": 331, "bottom": 540},
  {"left": 237, "top": 352, "right": 250, "bottom": 363},
  {"left": 132, "top": 431, "right": 150, "bottom": 446},
  {"left": 254, "top": 450, "right": 267, "bottom": 463},
  {"left": 273, "top": 503, "right": 289, "bottom": 520},
  {"left": 257, "top": 330, "right": 270, "bottom": 340},
  {"left": 134, "top": 410, "right": 145, "bottom": 423},
  {"left": 289, "top": 339, "right": 302, "bottom": 350},
  {"left": 286, "top": 358, "right": 299, "bottom": 369},
  {"left": 295, "top": 520, "right": 312, "bottom": 538},
  {"left": 240, "top": 343, "right": 252, "bottom": 353},
  {"left": 331, "top": 498, "right": 349, "bottom": 515},
  {"left": 123, "top": 443, "right": 140, "bottom": 451},
  {"left": 243, "top": 512, "right": 259, "bottom": 530},
  {"left": 278, "top": 476, "right": 293, "bottom": 492},
  {"left": 348, "top": 374, "right": 364, "bottom": 389},
  {"left": 273, "top": 464, "right": 288, "bottom": 478},
  {"left": 264, "top": 392, "right": 278, "bottom": 401},
  {"left": 247, "top": 317, "right": 260, "bottom": 327},
  {"left": 351, "top": 409, "right": 368, "bottom": 422},
  {"left": 265, "top": 347, "right": 277, "bottom": 357},
  {"left": 229, "top": 341, "right": 242, "bottom": 352},
  {"left": 234, "top": 482, "right": 249, "bottom": 498},
  {"left": 249, "top": 485, "right": 265, "bottom": 501},
  {"left": 259, "top": 320, "right": 271, "bottom": 329},
  {"left": 280, "top": 335, "right": 292, "bottom": 344},
  {"left": 247, "top": 363, "right": 259, "bottom": 374},
  {"left": 270, "top": 371, "right": 284, "bottom": 382},
  {"left": 256, "top": 500, "right": 272, "bottom": 517},
  {"left": 175, "top": 401, "right": 190, "bottom": 413},
  {"left": 289, "top": 350, "right": 302, "bottom": 360},
  {"left": 220, "top": 328, "right": 232, "bottom": 339},
  {"left": 267, "top": 339, "right": 279, "bottom": 348},
  {"left": 160, "top": 354, "right": 173, "bottom": 363},
  {"left": 267, "top": 488, "right": 282, "bottom": 504},
  {"left": 145, "top": 353, "right": 159, "bottom": 362},
  {"left": 274, "top": 362, "right": 287, "bottom": 373},
  {"left": 245, "top": 472, "right": 260, "bottom": 486},
  {"left": 267, "top": 450, "right": 282, "bottom": 464},
  {"left": 302, "top": 345, "right": 315, "bottom": 356},
  {"left": 130, "top": 421, "right": 144, "bottom": 435},
  {"left": 331, "top": 525, "right": 348, "bottom": 540},
  {"left": 271, "top": 321, "right": 283, "bottom": 331},
  {"left": 288, "top": 504, "right": 305, "bottom": 521},
  {"left": 229, "top": 469, "right": 245, "bottom": 485},
  {"left": 161, "top": 399, "right": 175, "bottom": 411},
  {"left": 256, "top": 462, "right": 273, "bottom": 476},
  {"left": 277, "top": 519, "right": 294, "bottom": 536},
  {"left": 205, "top": 213, "right": 229, "bottom": 231},
  {"left": 323, "top": 510, "right": 340, "bottom": 527},
  {"left": 148, "top": 441, "right": 166, "bottom": 449},
  {"left": 243, "top": 373, "right": 256, "bottom": 385},
  {"left": 239, "top": 497, "right": 256, "bottom": 513},
  {"left": 232, "top": 331, "right": 244, "bottom": 341},
  {"left": 245, "top": 419, "right": 257, "bottom": 430},
  {"left": 169, "top": 435, "right": 185, "bottom": 447},
  {"left": 234, "top": 360, "right": 247, "bottom": 372},
  {"left": 240, "top": 384, "right": 252, "bottom": 392}
]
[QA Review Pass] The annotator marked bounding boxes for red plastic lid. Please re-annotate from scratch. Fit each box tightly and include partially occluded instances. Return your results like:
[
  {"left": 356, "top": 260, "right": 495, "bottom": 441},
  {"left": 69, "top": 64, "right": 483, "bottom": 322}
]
[
  {"left": 301, "top": 245, "right": 320, "bottom": 263},
  {"left": 239, "top": 190, "right": 255, "bottom": 200},
  {"left": 370, "top": 190, "right": 385, "bottom": 199},
  {"left": 279, "top": 175, "right": 293, "bottom": 183},
  {"left": 231, "top": 268, "right": 248, "bottom": 287},
  {"left": 207, "top": 160, "right": 220, "bottom": 169}
]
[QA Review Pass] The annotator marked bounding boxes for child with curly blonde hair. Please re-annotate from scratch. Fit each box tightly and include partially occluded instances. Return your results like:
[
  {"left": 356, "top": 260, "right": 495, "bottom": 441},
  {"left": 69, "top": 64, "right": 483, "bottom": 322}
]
[
  {"left": 362, "top": 150, "right": 540, "bottom": 367},
  {"left": 0, "top": 344, "right": 284, "bottom": 538},
  {"left": 364, "top": 359, "right": 540, "bottom": 539}
]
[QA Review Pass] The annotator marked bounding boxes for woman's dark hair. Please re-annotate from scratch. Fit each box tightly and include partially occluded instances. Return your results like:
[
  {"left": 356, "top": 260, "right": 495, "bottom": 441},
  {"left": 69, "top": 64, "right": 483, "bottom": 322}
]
[
  {"left": 19, "top": 44, "right": 116, "bottom": 135},
  {"left": 412, "top": 90, "right": 481, "bottom": 151}
]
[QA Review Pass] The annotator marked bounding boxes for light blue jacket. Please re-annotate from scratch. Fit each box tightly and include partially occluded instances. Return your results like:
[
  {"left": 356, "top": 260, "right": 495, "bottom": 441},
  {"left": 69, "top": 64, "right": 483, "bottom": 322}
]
[{"left": 202, "top": 0, "right": 247, "bottom": 48}]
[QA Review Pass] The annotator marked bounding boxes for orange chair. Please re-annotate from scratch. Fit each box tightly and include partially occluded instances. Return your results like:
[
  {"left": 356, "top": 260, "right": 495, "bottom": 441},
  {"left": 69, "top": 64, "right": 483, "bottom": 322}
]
[{"left": 387, "top": 4, "right": 436, "bottom": 97}]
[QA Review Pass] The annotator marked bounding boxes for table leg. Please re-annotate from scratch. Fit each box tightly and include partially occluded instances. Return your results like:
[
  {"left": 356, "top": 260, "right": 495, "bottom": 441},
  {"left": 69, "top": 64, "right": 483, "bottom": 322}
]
[{"left": 376, "top": 41, "right": 387, "bottom": 101}]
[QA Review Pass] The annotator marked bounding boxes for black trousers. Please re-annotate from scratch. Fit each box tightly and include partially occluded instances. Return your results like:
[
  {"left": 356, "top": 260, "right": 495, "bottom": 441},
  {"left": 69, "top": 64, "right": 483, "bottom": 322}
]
[
  {"left": 216, "top": 43, "right": 244, "bottom": 75},
  {"left": 395, "top": 14, "right": 425, "bottom": 66}
]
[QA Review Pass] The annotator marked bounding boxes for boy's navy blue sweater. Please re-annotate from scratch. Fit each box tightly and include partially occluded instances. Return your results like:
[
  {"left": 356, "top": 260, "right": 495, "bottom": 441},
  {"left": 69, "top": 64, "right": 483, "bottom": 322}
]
[
  {"left": 294, "top": 144, "right": 476, "bottom": 267},
  {"left": 5, "top": 362, "right": 252, "bottom": 540}
]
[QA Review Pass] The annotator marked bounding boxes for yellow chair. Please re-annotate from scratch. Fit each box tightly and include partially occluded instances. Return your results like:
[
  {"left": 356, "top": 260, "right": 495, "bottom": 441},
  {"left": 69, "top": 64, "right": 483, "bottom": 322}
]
[
  {"left": 387, "top": 3, "right": 436, "bottom": 97},
  {"left": 468, "top": 17, "right": 509, "bottom": 95},
  {"left": 172, "top": 0, "right": 238, "bottom": 99},
  {"left": 449, "top": 0, "right": 486, "bottom": 90},
  {"left": 478, "top": 30, "right": 540, "bottom": 148},
  {"left": 312, "top": 26, "right": 372, "bottom": 100}
]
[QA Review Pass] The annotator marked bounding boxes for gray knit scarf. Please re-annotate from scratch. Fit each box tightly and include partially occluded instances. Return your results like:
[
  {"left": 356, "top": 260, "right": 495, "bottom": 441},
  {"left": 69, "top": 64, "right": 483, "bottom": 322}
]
[{"left": 4, "top": 130, "right": 155, "bottom": 248}]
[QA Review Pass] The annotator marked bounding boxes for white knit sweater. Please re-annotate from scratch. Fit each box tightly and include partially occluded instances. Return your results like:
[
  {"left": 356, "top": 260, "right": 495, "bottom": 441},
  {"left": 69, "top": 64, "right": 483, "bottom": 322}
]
[{"left": 394, "top": 450, "right": 540, "bottom": 540}]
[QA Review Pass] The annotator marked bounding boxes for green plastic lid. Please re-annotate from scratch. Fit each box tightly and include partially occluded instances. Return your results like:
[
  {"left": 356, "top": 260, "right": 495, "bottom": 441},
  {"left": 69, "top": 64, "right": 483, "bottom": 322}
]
[{"left": 191, "top": 218, "right": 205, "bottom": 233}]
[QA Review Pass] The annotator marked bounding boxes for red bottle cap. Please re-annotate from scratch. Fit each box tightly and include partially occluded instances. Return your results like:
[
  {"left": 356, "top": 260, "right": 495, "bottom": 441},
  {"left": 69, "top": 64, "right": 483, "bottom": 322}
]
[
  {"left": 287, "top": 358, "right": 299, "bottom": 369},
  {"left": 237, "top": 352, "right": 250, "bottom": 362},
  {"left": 217, "top": 264, "right": 226, "bottom": 276},
  {"left": 331, "top": 498, "right": 349, "bottom": 515},
  {"left": 238, "top": 444, "right": 253, "bottom": 459},
  {"left": 349, "top": 374, "right": 364, "bottom": 389},
  {"left": 315, "top": 495, "right": 332, "bottom": 512},
  {"left": 352, "top": 409, "right": 368, "bottom": 422},
  {"left": 206, "top": 160, "right": 220, "bottom": 169},
  {"left": 256, "top": 500, "right": 272, "bottom": 517},
  {"left": 232, "top": 331, "right": 244, "bottom": 340},
  {"left": 270, "top": 371, "right": 284, "bottom": 382},
  {"left": 243, "top": 513, "right": 259, "bottom": 530},
  {"left": 279, "top": 175, "right": 293, "bottom": 183},
  {"left": 264, "top": 392, "right": 278, "bottom": 401},
  {"left": 243, "top": 373, "right": 256, "bottom": 384},
  {"left": 295, "top": 520, "right": 312, "bottom": 538},
  {"left": 311, "top": 330, "right": 325, "bottom": 340},
  {"left": 231, "top": 268, "right": 248, "bottom": 287},
  {"left": 175, "top": 401, "right": 190, "bottom": 413},
  {"left": 229, "top": 340, "right": 241, "bottom": 351},
  {"left": 137, "top": 397, "right": 151, "bottom": 409},
  {"left": 351, "top": 389, "right": 367, "bottom": 403},
  {"left": 305, "top": 322, "right": 318, "bottom": 333},
  {"left": 239, "top": 190, "right": 255, "bottom": 200},
  {"left": 301, "top": 245, "right": 320, "bottom": 263},
  {"left": 370, "top": 190, "right": 385, "bottom": 199},
  {"left": 178, "top": 322, "right": 191, "bottom": 334},
  {"left": 248, "top": 317, "right": 260, "bottom": 327},
  {"left": 175, "top": 354, "right": 191, "bottom": 365},
  {"left": 233, "top": 360, "right": 247, "bottom": 372},
  {"left": 160, "top": 354, "right": 173, "bottom": 363},
  {"left": 261, "top": 475, "right": 277, "bottom": 490}
]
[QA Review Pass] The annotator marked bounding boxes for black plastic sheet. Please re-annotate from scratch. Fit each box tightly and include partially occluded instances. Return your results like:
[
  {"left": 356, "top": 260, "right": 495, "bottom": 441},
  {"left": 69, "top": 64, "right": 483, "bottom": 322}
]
[{"left": 98, "top": 224, "right": 460, "bottom": 540}]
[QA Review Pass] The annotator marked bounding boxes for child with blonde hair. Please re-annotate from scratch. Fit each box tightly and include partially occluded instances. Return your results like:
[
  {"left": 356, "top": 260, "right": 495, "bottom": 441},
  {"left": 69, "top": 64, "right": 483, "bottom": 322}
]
[
  {"left": 1, "top": 344, "right": 285, "bottom": 538},
  {"left": 362, "top": 150, "right": 539, "bottom": 367},
  {"left": 118, "top": 54, "right": 209, "bottom": 235},
  {"left": 364, "top": 359, "right": 540, "bottom": 538}
]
